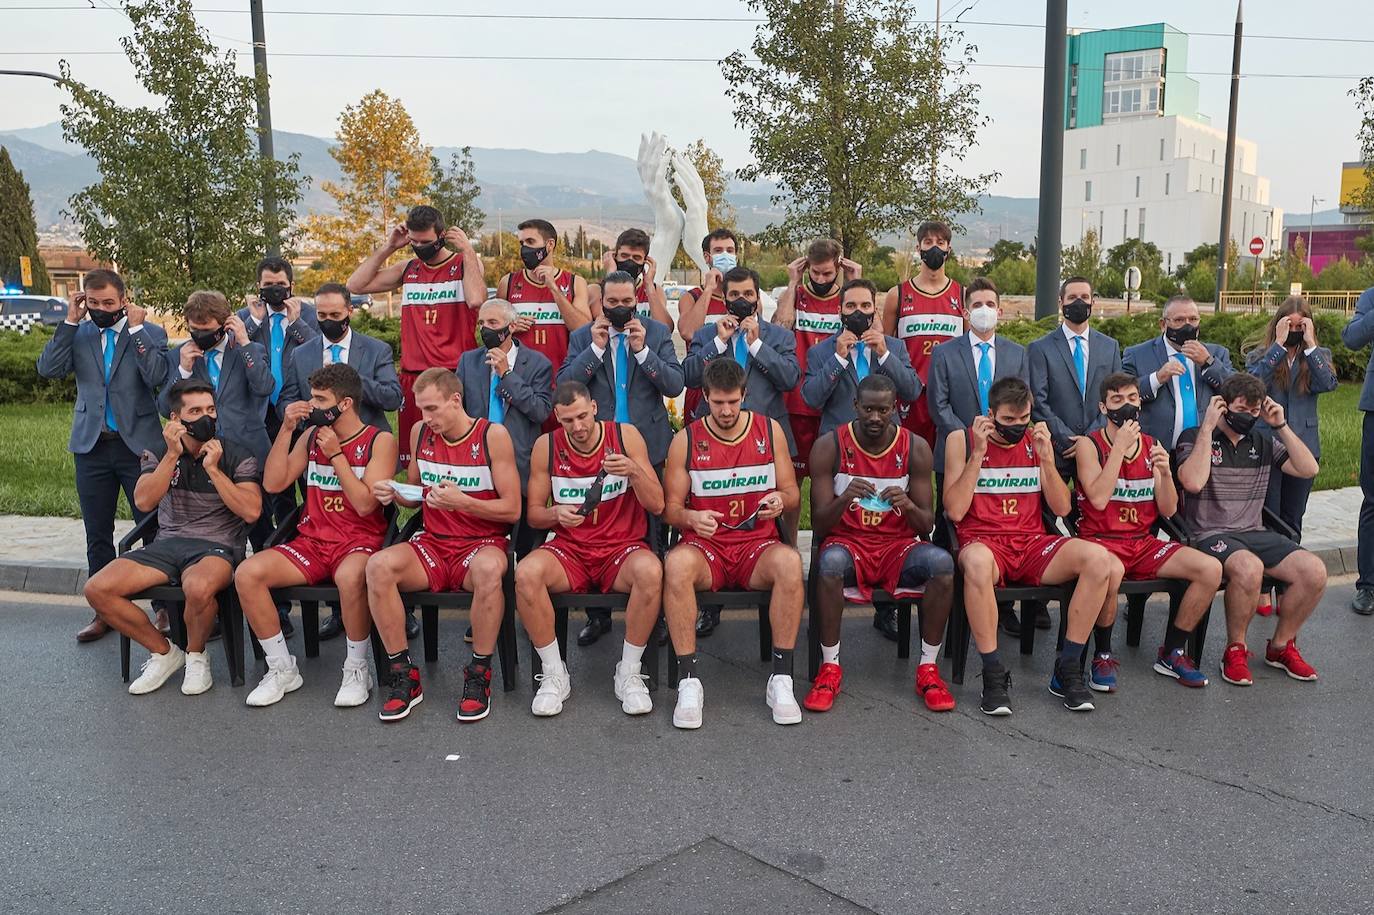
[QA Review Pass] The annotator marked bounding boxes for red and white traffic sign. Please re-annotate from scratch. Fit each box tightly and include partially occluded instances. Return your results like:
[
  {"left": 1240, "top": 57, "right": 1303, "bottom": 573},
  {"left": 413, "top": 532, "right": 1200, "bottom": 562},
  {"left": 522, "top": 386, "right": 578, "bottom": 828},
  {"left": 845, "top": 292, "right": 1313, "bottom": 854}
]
[{"left": 1249, "top": 236, "right": 1265, "bottom": 256}]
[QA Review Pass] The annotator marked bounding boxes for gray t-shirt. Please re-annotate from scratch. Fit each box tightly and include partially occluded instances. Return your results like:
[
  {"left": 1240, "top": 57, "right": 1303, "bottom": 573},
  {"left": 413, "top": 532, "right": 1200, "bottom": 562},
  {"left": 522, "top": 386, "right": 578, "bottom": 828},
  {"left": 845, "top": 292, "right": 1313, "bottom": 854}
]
[
  {"left": 140, "top": 436, "right": 260, "bottom": 549},
  {"left": 1174, "top": 426, "right": 1287, "bottom": 537}
]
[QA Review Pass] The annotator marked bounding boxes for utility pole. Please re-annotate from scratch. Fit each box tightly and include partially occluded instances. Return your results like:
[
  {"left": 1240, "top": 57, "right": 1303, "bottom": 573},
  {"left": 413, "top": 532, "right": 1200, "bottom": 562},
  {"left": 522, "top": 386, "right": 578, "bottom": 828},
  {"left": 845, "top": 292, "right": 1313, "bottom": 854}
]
[
  {"left": 1213, "top": 1, "right": 1243, "bottom": 311},
  {"left": 929, "top": 0, "right": 941, "bottom": 207},
  {"left": 1307, "top": 195, "right": 1323, "bottom": 268},
  {"left": 1033, "top": 0, "right": 1067, "bottom": 320},
  {"left": 250, "top": 0, "right": 280, "bottom": 257}
]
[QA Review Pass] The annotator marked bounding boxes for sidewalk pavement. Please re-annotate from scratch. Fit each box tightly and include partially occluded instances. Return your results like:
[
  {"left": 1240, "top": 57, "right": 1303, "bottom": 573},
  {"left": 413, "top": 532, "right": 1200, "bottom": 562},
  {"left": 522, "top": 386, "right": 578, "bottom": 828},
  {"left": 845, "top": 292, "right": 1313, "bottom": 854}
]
[{"left": 0, "top": 486, "right": 1363, "bottom": 596}]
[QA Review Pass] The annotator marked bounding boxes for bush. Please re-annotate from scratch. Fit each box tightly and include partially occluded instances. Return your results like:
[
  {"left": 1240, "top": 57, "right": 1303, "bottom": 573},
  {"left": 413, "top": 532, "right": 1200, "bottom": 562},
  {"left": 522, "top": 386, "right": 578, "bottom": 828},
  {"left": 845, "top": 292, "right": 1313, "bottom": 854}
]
[
  {"left": 351, "top": 311, "right": 401, "bottom": 363},
  {"left": 0, "top": 326, "right": 77, "bottom": 404}
]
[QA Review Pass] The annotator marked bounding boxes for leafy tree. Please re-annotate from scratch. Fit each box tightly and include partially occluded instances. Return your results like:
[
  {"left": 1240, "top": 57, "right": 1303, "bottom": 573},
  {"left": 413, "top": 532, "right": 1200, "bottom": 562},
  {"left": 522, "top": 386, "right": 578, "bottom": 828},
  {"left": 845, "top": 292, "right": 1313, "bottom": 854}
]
[
  {"left": 1349, "top": 77, "right": 1374, "bottom": 216},
  {"left": 0, "top": 147, "right": 52, "bottom": 294},
  {"left": 1060, "top": 227, "right": 1103, "bottom": 288},
  {"left": 980, "top": 239, "right": 1027, "bottom": 275},
  {"left": 427, "top": 147, "right": 485, "bottom": 234},
  {"left": 477, "top": 231, "right": 522, "bottom": 285},
  {"left": 1184, "top": 260, "right": 1216, "bottom": 304},
  {"left": 59, "top": 0, "right": 303, "bottom": 310},
  {"left": 987, "top": 256, "right": 1036, "bottom": 296},
  {"left": 722, "top": 0, "right": 994, "bottom": 256},
  {"left": 1175, "top": 243, "right": 1218, "bottom": 282}
]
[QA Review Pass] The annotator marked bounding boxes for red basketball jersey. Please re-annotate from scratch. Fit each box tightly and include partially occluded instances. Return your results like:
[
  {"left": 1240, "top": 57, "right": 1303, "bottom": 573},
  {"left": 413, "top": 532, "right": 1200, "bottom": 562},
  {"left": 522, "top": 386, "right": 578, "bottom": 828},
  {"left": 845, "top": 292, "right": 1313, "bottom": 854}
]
[
  {"left": 297, "top": 425, "right": 389, "bottom": 546},
  {"left": 1075, "top": 428, "right": 1160, "bottom": 539},
  {"left": 507, "top": 268, "right": 575, "bottom": 377},
  {"left": 414, "top": 419, "right": 509, "bottom": 540},
  {"left": 682, "top": 286, "right": 730, "bottom": 417},
  {"left": 894, "top": 277, "right": 964, "bottom": 381},
  {"left": 826, "top": 422, "right": 914, "bottom": 544},
  {"left": 400, "top": 254, "right": 475, "bottom": 372},
  {"left": 787, "top": 282, "right": 843, "bottom": 416},
  {"left": 684, "top": 411, "right": 778, "bottom": 546},
  {"left": 954, "top": 430, "right": 1044, "bottom": 539},
  {"left": 546, "top": 421, "right": 647, "bottom": 549}
]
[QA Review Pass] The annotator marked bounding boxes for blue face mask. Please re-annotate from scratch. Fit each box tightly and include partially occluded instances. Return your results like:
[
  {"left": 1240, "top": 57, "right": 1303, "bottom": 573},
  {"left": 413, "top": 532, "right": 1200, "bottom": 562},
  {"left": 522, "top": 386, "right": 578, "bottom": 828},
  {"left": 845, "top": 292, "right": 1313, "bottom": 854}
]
[{"left": 711, "top": 252, "right": 737, "bottom": 272}]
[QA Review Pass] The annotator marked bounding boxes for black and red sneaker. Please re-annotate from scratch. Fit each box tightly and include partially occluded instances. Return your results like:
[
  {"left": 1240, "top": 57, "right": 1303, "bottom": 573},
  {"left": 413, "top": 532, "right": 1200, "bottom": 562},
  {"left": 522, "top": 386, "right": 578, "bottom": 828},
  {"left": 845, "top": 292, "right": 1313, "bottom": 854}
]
[
  {"left": 456, "top": 664, "right": 492, "bottom": 722},
  {"left": 378, "top": 662, "right": 423, "bottom": 722}
]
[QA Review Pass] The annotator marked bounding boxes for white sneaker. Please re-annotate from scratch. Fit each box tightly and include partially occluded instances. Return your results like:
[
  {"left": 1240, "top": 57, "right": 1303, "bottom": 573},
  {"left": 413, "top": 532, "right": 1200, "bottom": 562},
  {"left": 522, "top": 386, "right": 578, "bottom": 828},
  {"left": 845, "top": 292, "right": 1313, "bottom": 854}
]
[
  {"left": 673, "top": 677, "right": 704, "bottom": 729},
  {"left": 613, "top": 661, "right": 652, "bottom": 715},
  {"left": 531, "top": 664, "right": 571, "bottom": 717},
  {"left": 766, "top": 674, "right": 802, "bottom": 725},
  {"left": 334, "top": 658, "right": 373, "bottom": 708},
  {"left": 181, "top": 651, "right": 213, "bottom": 695},
  {"left": 128, "top": 645, "right": 185, "bottom": 695},
  {"left": 245, "top": 655, "right": 303, "bottom": 707}
]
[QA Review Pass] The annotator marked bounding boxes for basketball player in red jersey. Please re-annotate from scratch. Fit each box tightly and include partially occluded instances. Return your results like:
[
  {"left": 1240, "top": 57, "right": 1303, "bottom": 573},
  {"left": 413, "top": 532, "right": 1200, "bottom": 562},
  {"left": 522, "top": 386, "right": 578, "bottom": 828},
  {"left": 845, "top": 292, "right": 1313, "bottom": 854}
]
[
  {"left": 662, "top": 358, "right": 804, "bottom": 730},
  {"left": 237, "top": 363, "right": 398, "bottom": 709},
  {"left": 365, "top": 368, "right": 522, "bottom": 724},
  {"left": 884, "top": 220, "right": 965, "bottom": 447},
  {"left": 677, "top": 228, "right": 739, "bottom": 342},
  {"left": 516, "top": 381, "right": 665, "bottom": 718},
  {"left": 498, "top": 219, "right": 591, "bottom": 398},
  {"left": 346, "top": 205, "right": 487, "bottom": 469},
  {"left": 943, "top": 377, "right": 1113, "bottom": 717},
  {"left": 771, "top": 237, "right": 863, "bottom": 477},
  {"left": 1074, "top": 372, "right": 1221, "bottom": 690},
  {"left": 588, "top": 228, "right": 673, "bottom": 330},
  {"left": 806, "top": 374, "right": 956, "bottom": 714}
]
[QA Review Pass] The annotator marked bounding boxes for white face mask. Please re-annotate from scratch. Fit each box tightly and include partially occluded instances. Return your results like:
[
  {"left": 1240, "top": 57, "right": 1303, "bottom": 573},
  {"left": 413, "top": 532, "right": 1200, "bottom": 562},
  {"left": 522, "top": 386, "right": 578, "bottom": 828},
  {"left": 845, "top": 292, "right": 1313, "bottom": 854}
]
[{"left": 968, "top": 305, "right": 998, "bottom": 334}]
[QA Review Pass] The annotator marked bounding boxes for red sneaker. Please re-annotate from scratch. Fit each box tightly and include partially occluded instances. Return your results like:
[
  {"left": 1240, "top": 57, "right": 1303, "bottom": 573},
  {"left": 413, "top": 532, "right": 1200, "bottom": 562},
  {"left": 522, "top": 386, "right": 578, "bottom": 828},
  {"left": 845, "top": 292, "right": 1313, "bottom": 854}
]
[
  {"left": 916, "top": 663, "right": 956, "bottom": 712},
  {"left": 1265, "top": 639, "right": 1318, "bottom": 682},
  {"left": 803, "top": 662, "right": 843, "bottom": 712},
  {"left": 1220, "top": 642, "right": 1253, "bottom": 686}
]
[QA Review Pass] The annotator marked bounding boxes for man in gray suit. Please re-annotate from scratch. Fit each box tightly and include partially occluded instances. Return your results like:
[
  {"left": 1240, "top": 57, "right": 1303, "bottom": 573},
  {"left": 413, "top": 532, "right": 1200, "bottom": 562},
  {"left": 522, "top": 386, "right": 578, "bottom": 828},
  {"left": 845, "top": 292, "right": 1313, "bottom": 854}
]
[
  {"left": 1027, "top": 276, "right": 1123, "bottom": 475},
  {"left": 1122, "top": 295, "right": 1234, "bottom": 450},
  {"left": 801, "top": 278, "right": 919, "bottom": 436},
  {"left": 279, "top": 283, "right": 402, "bottom": 434},
  {"left": 37, "top": 269, "right": 169, "bottom": 642},
  {"left": 1343, "top": 286, "right": 1374, "bottom": 614}
]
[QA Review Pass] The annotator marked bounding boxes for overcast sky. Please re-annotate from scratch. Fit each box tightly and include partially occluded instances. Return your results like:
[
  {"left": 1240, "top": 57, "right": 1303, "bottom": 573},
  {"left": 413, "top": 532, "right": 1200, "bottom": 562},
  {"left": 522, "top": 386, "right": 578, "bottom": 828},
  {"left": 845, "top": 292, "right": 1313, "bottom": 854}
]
[{"left": 2, "top": 0, "right": 1369, "bottom": 218}]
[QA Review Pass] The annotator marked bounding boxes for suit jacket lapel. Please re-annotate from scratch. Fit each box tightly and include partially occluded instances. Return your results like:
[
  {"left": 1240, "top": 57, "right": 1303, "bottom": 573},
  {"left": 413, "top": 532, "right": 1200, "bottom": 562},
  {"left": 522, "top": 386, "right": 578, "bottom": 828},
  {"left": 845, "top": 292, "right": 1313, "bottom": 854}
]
[
  {"left": 1052, "top": 331, "right": 1082, "bottom": 398},
  {"left": 109, "top": 327, "right": 132, "bottom": 375},
  {"left": 1153, "top": 338, "right": 1175, "bottom": 405},
  {"left": 87, "top": 326, "right": 105, "bottom": 376},
  {"left": 957, "top": 337, "right": 979, "bottom": 391}
]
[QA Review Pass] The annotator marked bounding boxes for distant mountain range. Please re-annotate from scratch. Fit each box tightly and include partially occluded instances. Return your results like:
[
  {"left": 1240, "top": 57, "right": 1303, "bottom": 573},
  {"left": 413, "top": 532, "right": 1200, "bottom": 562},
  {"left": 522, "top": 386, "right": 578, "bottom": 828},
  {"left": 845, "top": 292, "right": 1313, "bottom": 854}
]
[{"left": 2, "top": 119, "right": 1064, "bottom": 251}]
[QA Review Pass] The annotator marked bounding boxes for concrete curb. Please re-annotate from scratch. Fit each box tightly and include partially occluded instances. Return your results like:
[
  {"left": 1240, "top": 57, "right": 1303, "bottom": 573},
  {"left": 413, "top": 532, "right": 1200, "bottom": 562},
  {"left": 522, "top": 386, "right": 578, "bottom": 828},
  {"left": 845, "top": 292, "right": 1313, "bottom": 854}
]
[{"left": 2, "top": 536, "right": 1360, "bottom": 598}]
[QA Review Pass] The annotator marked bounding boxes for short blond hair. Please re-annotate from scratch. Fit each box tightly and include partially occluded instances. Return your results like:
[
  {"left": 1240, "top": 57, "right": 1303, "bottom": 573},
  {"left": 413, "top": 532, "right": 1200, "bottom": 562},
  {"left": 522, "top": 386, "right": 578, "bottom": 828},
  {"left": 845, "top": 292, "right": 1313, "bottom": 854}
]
[
  {"left": 184, "top": 290, "right": 230, "bottom": 324},
  {"left": 413, "top": 367, "right": 463, "bottom": 399}
]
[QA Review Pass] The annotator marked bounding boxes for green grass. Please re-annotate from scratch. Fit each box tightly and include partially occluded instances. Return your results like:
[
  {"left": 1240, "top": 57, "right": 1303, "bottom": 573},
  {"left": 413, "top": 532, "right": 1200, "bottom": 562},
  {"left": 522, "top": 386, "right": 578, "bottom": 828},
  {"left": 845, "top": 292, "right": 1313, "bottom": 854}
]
[{"left": 0, "top": 388, "right": 1364, "bottom": 519}]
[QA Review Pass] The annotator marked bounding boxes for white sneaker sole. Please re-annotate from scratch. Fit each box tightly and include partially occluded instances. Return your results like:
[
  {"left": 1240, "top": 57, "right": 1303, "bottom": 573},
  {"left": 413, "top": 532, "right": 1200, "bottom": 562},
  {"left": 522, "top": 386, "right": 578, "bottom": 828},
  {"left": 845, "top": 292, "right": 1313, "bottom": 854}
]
[
  {"left": 378, "top": 691, "right": 423, "bottom": 722},
  {"left": 1219, "top": 663, "right": 1253, "bottom": 686},
  {"left": 334, "top": 689, "right": 371, "bottom": 708},
  {"left": 766, "top": 696, "right": 802, "bottom": 725},
  {"left": 181, "top": 676, "right": 213, "bottom": 696},
  {"left": 1264, "top": 658, "right": 1318, "bottom": 681},
  {"left": 246, "top": 673, "right": 303, "bottom": 707},
  {"left": 980, "top": 704, "right": 1012, "bottom": 716},
  {"left": 672, "top": 710, "right": 703, "bottom": 729},
  {"left": 614, "top": 682, "right": 652, "bottom": 715},
  {"left": 531, "top": 684, "right": 570, "bottom": 717}
]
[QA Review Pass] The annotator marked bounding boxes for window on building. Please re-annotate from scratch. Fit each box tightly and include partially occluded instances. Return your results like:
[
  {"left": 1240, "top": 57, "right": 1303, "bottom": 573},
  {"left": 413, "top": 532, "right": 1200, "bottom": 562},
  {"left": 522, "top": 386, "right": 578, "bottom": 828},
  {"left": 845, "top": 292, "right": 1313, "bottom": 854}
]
[
  {"left": 1085, "top": 180, "right": 1092, "bottom": 202},
  {"left": 1102, "top": 49, "right": 1164, "bottom": 123},
  {"left": 1211, "top": 177, "right": 1216, "bottom": 193},
  {"left": 1123, "top": 209, "right": 1129, "bottom": 241},
  {"left": 1080, "top": 148, "right": 1087, "bottom": 169},
  {"left": 1211, "top": 148, "right": 1216, "bottom": 164},
  {"left": 1139, "top": 207, "right": 1146, "bottom": 239},
  {"left": 1165, "top": 172, "right": 1171, "bottom": 195},
  {"left": 1116, "top": 145, "right": 1122, "bottom": 166},
  {"left": 1160, "top": 137, "right": 1165, "bottom": 161},
  {"left": 1135, "top": 176, "right": 1141, "bottom": 198}
]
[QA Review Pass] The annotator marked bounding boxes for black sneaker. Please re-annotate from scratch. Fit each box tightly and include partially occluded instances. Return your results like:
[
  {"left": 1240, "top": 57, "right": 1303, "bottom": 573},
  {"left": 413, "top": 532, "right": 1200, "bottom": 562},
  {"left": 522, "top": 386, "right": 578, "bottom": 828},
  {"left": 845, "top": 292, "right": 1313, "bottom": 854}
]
[
  {"left": 998, "top": 604, "right": 1021, "bottom": 636},
  {"left": 1049, "top": 659, "right": 1095, "bottom": 712},
  {"left": 872, "top": 604, "right": 899, "bottom": 642},
  {"left": 695, "top": 606, "right": 721, "bottom": 638},
  {"left": 378, "top": 662, "right": 423, "bottom": 722},
  {"left": 405, "top": 612, "right": 421, "bottom": 640},
  {"left": 456, "top": 664, "right": 492, "bottom": 722},
  {"left": 980, "top": 666, "right": 1012, "bottom": 716}
]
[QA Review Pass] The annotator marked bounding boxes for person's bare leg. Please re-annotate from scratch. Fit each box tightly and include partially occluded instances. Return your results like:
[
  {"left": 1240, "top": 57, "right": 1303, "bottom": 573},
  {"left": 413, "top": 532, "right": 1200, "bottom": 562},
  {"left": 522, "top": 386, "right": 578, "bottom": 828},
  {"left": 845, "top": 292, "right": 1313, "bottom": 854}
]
[
  {"left": 663, "top": 545, "right": 712, "bottom": 658},
  {"left": 1221, "top": 551, "right": 1265, "bottom": 645},
  {"left": 1095, "top": 555, "right": 1126, "bottom": 628},
  {"left": 234, "top": 550, "right": 306, "bottom": 640},
  {"left": 1040, "top": 541, "right": 1112, "bottom": 644},
  {"left": 365, "top": 545, "right": 430, "bottom": 655},
  {"left": 1269, "top": 550, "right": 1328, "bottom": 645},
  {"left": 84, "top": 559, "right": 174, "bottom": 654},
  {"left": 334, "top": 552, "right": 373, "bottom": 643},
  {"left": 958, "top": 544, "right": 1001, "bottom": 654},
  {"left": 617, "top": 551, "right": 663, "bottom": 649},
  {"left": 178, "top": 557, "right": 233, "bottom": 653},
  {"left": 750, "top": 545, "right": 804, "bottom": 651},
  {"left": 462, "top": 547, "right": 508, "bottom": 657},
  {"left": 514, "top": 550, "right": 569, "bottom": 650},
  {"left": 1156, "top": 549, "right": 1222, "bottom": 632},
  {"left": 919, "top": 571, "right": 955, "bottom": 647},
  {"left": 813, "top": 544, "right": 850, "bottom": 650}
]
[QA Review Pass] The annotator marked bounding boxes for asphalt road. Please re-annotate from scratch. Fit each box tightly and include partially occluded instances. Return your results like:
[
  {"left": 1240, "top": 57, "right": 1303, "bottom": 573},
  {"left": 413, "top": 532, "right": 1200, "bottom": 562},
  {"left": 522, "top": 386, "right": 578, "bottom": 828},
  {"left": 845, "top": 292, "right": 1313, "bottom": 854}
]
[{"left": 2, "top": 582, "right": 1372, "bottom": 914}]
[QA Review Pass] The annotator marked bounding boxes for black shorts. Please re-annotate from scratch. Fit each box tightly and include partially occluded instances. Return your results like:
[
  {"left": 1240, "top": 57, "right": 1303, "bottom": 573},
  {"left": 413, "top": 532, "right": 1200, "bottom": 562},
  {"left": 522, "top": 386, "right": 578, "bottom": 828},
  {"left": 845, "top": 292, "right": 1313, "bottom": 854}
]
[
  {"left": 123, "top": 537, "right": 239, "bottom": 585},
  {"left": 1197, "top": 530, "right": 1301, "bottom": 570}
]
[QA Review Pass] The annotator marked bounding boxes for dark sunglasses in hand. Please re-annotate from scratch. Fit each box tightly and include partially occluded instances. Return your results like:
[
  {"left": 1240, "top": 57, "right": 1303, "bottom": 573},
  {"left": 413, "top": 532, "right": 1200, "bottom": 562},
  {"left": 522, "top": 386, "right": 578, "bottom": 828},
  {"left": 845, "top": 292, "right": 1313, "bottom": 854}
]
[{"left": 719, "top": 506, "right": 763, "bottom": 532}]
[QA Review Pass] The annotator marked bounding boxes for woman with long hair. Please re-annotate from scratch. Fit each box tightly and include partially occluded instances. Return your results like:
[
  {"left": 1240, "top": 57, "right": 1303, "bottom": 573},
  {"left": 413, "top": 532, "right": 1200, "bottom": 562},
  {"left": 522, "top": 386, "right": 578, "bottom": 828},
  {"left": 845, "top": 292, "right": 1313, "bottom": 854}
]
[{"left": 1244, "top": 296, "right": 1338, "bottom": 536}]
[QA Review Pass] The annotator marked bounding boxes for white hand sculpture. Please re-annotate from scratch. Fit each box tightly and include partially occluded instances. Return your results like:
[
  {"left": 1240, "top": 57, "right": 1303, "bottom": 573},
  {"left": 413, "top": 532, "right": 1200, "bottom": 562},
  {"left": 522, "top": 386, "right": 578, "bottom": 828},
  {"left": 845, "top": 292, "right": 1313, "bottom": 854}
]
[
  {"left": 672, "top": 151, "right": 710, "bottom": 275},
  {"left": 637, "top": 132, "right": 684, "bottom": 286}
]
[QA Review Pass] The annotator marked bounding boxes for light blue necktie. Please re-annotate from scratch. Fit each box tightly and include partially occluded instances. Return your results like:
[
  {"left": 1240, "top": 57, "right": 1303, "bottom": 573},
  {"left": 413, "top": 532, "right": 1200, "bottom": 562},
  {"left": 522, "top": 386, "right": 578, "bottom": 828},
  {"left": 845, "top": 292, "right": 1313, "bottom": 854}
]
[
  {"left": 853, "top": 342, "right": 870, "bottom": 380},
  {"left": 1175, "top": 353, "right": 1198, "bottom": 431},
  {"left": 1071, "top": 335, "right": 1087, "bottom": 394},
  {"left": 733, "top": 333, "right": 749, "bottom": 369},
  {"left": 103, "top": 328, "right": 118, "bottom": 431},
  {"left": 488, "top": 369, "right": 505, "bottom": 423},
  {"left": 269, "top": 313, "right": 285, "bottom": 404},
  {"left": 206, "top": 350, "right": 221, "bottom": 389},
  {"left": 976, "top": 342, "right": 992, "bottom": 415},
  {"left": 329, "top": 343, "right": 342, "bottom": 365},
  {"left": 613, "top": 333, "right": 631, "bottom": 423}
]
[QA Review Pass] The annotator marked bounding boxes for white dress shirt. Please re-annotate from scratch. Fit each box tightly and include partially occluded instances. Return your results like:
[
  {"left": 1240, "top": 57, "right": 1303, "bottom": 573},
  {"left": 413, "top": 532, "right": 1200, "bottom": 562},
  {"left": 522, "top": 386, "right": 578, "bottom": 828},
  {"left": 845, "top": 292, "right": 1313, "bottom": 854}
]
[
  {"left": 323, "top": 328, "right": 352, "bottom": 365},
  {"left": 590, "top": 332, "right": 651, "bottom": 385},
  {"left": 1148, "top": 336, "right": 1201, "bottom": 447},
  {"left": 968, "top": 330, "right": 996, "bottom": 377}
]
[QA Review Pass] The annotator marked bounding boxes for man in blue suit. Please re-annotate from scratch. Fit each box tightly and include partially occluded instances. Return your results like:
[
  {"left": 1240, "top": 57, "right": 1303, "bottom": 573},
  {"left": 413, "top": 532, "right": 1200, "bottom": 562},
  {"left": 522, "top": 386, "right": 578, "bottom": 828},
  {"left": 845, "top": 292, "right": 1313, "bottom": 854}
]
[
  {"left": 1027, "top": 276, "right": 1123, "bottom": 475},
  {"left": 1343, "top": 286, "right": 1374, "bottom": 614},
  {"left": 1122, "top": 295, "right": 1234, "bottom": 450},
  {"left": 36, "top": 269, "right": 169, "bottom": 642}
]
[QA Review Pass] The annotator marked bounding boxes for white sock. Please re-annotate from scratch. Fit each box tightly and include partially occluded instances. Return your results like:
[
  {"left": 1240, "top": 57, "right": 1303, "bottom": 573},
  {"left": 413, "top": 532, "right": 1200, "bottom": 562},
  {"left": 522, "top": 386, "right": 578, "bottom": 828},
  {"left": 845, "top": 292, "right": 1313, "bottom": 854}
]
[
  {"left": 260, "top": 632, "right": 289, "bottom": 660},
  {"left": 821, "top": 642, "right": 840, "bottom": 666},
  {"left": 621, "top": 640, "right": 645, "bottom": 671},
  {"left": 345, "top": 638, "right": 369, "bottom": 663},
  {"left": 536, "top": 640, "right": 563, "bottom": 674},
  {"left": 920, "top": 640, "right": 941, "bottom": 665}
]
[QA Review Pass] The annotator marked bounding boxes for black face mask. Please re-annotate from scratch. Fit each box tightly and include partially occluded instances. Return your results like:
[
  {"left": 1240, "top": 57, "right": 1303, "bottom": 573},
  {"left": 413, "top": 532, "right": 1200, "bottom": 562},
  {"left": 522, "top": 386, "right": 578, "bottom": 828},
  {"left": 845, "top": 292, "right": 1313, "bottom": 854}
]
[
  {"left": 1105, "top": 403, "right": 1140, "bottom": 426},
  {"left": 842, "top": 310, "right": 873, "bottom": 336},
  {"left": 183, "top": 414, "right": 217, "bottom": 443},
  {"left": 189, "top": 327, "right": 225, "bottom": 351},
  {"left": 480, "top": 326, "right": 510, "bottom": 350},
  {"left": 726, "top": 298, "right": 755, "bottom": 320},
  {"left": 319, "top": 316, "right": 350, "bottom": 342},
  {"left": 1224, "top": 410, "right": 1258, "bottom": 436},
  {"left": 88, "top": 307, "right": 125, "bottom": 329},
  {"left": 1062, "top": 298, "right": 1092, "bottom": 325},
  {"left": 307, "top": 405, "right": 343, "bottom": 428},
  {"left": 520, "top": 245, "right": 548, "bottom": 271},
  {"left": 1284, "top": 329, "right": 1306, "bottom": 348},
  {"left": 616, "top": 259, "right": 644, "bottom": 281},
  {"left": 260, "top": 284, "right": 291, "bottom": 309},
  {"left": 810, "top": 277, "right": 835, "bottom": 296},
  {"left": 994, "top": 421, "right": 1028, "bottom": 444},
  {"left": 1164, "top": 323, "right": 1199, "bottom": 347},
  {"left": 920, "top": 246, "right": 949, "bottom": 270},
  {"left": 411, "top": 239, "right": 445, "bottom": 263},
  {"left": 604, "top": 305, "right": 636, "bottom": 330}
]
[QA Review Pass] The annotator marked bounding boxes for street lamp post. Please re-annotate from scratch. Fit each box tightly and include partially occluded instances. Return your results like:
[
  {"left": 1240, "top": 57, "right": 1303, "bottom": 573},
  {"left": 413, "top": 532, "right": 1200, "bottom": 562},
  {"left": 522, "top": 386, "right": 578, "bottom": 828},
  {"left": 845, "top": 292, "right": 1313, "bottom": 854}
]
[{"left": 1306, "top": 195, "right": 1323, "bottom": 269}]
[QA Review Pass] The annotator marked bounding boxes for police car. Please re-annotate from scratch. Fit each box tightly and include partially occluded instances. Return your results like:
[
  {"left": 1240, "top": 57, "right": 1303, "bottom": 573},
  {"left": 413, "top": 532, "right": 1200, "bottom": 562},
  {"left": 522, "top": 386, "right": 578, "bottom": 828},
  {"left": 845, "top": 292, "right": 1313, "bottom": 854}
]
[{"left": 0, "top": 294, "right": 66, "bottom": 332}]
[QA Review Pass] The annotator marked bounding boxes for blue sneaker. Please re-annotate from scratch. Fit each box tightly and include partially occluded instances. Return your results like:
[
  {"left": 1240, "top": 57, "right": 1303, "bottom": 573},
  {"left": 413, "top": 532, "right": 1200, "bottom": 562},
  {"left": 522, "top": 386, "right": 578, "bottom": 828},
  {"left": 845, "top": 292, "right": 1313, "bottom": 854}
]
[
  {"left": 1153, "top": 647, "right": 1209, "bottom": 688},
  {"left": 1089, "top": 652, "right": 1119, "bottom": 693}
]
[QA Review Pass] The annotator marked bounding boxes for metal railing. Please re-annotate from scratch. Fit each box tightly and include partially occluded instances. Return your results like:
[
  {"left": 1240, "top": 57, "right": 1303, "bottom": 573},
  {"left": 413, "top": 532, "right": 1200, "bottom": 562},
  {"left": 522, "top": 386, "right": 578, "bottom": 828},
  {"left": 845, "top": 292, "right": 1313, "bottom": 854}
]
[{"left": 1217, "top": 290, "right": 1365, "bottom": 314}]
